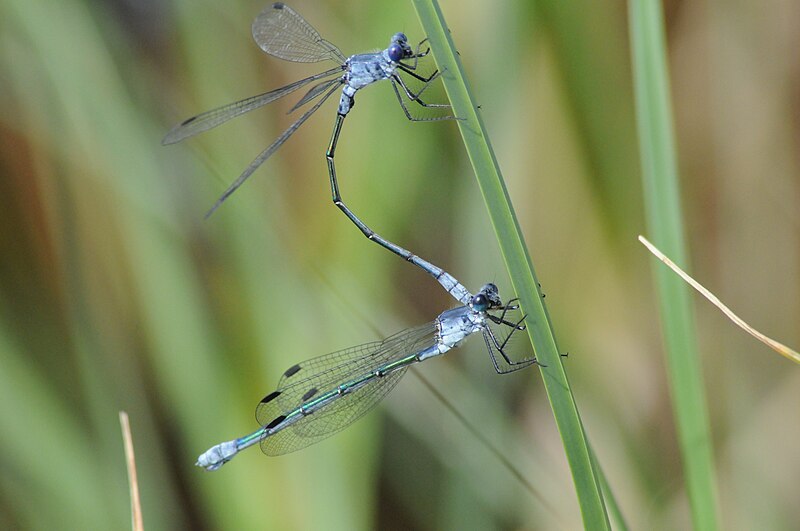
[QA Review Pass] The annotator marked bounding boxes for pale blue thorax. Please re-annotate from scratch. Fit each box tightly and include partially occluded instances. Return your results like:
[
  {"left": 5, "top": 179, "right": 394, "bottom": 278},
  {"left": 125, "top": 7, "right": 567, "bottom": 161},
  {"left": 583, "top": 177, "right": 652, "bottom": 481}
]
[{"left": 338, "top": 49, "right": 401, "bottom": 115}]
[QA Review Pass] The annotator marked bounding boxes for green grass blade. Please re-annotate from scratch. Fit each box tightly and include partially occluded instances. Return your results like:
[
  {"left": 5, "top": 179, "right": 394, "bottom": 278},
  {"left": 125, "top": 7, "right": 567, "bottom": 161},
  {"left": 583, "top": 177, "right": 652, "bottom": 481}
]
[
  {"left": 412, "top": 1, "right": 609, "bottom": 527},
  {"left": 591, "top": 444, "right": 629, "bottom": 531},
  {"left": 628, "top": 1, "right": 720, "bottom": 529}
]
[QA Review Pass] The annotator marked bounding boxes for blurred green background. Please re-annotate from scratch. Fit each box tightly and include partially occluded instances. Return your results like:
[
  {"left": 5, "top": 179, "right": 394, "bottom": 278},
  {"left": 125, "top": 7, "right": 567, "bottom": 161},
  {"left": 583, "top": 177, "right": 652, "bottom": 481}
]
[{"left": 1, "top": 0, "right": 799, "bottom": 529}]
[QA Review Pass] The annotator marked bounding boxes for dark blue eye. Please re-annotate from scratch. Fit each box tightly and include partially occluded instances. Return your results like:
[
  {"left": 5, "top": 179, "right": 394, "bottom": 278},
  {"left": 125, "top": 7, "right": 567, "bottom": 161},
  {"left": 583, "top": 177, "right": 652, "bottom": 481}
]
[
  {"left": 471, "top": 294, "right": 489, "bottom": 312},
  {"left": 388, "top": 44, "right": 404, "bottom": 62}
]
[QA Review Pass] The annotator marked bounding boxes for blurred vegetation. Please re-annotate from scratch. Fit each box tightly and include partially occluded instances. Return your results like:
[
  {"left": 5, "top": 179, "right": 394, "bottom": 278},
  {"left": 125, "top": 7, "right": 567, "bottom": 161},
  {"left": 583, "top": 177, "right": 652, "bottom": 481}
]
[{"left": 1, "top": 0, "right": 798, "bottom": 529}]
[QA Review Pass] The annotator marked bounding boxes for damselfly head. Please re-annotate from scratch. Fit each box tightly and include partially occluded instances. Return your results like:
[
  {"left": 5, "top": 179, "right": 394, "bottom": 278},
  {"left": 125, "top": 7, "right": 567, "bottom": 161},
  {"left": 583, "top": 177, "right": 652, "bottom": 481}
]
[
  {"left": 470, "top": 283, "right": 502, "bottom": 312},
  {"left": 391, "top": 32, "right": 408, "bottom": 45},
  {"left": 387, "top": 32, "right": 412, "bottom": 62}
]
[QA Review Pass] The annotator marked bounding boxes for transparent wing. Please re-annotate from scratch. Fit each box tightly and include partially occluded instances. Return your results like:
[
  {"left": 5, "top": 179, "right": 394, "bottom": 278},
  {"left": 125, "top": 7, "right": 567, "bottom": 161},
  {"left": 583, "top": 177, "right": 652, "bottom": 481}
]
[
  {"left": 255, "top": 323, "right": 436, "bottom": 455},
  {"left": 261, "top": 370, "right": 408, "bottom": 455},
  {"left": 275, "top": 341, "right": 384, "bottom": 393},
  {"left": 162, "top": 67, "right": 341, "bottom": 145},
  {"left": 257, "top": 323, "right": 435, "bottom": 422},
  {"left": 204, "top": 82, "right": 340, "bottom": 218},
  {"left": 252, "top": 3, "right": 346, "bottom": 64},
  {"left": 289, "top": 78, "right": 341, "bottom": 113}
]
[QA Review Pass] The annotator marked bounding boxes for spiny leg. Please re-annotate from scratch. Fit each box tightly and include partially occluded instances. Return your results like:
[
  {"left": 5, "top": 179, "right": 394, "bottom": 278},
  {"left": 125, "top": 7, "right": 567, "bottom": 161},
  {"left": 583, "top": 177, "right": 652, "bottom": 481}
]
[
  {"left": 486, "top": 299, "right": 526, "bottom": 330},
  {"left": 390, "top": 78, "right": 457, "bottom": 122},
  {"left": 397, "top": 63, "right": 441, "bottom": 84},
  {"left": 392, "top": 72, "right": 449, "bottom": 108},
  {"left": 495, "top": 298, "right": 523, "bottom": 325},
  {"left": 486, "top": 319, "right": 525, "bottom": 353},
  {"left": 488, "top": 313, "right": 526, "bottom": 331},
  {"left": 325, "top": 113, "right": 471, "bottom": 304},
  {"left": 484, "top": 331, "right": 505, "bottom": 374},
  {"left": 400, "top": 38, "right": 431, "bottom": 71},
  {"left": 499, "top": 314, "right": 528, "bottom": 350},
  {"left": 484, "top": 325, "right": 540, "bottom": 373}
]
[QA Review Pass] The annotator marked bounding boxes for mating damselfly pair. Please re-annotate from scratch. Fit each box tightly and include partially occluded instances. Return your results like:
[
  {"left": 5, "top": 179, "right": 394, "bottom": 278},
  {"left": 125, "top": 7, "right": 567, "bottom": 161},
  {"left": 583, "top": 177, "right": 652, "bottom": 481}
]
[{"left": 164, "top": 2, "right": 539, "bottom": 471}]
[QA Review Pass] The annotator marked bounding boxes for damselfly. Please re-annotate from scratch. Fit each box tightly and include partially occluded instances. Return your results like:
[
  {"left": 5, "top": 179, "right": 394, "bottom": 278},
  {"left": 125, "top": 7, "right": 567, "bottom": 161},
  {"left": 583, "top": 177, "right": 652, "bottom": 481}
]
[
  {"left": 163, "top": 3, "right": 466, "bottom": 300},
  {"left": 196, "top": 283, "right": 538, "bottom": 470}
]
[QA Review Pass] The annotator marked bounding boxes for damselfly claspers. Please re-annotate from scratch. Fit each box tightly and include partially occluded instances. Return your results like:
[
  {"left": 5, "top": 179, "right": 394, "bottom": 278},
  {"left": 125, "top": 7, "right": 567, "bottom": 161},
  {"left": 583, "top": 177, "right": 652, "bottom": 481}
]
[{"left": 164, "top": 3, "right": 466, "bottom": 298}]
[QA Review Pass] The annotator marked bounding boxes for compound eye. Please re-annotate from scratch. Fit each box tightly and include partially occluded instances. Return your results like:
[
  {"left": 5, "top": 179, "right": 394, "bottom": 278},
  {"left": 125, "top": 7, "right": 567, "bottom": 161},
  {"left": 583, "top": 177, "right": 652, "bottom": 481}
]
[
  {"left": 471, "top": 294, "right": 489, "bottom": 312},
  {"left": 388, "top": 43, "right": 404, "bottom": 62},
  {"left": 392, "top": 32, "right": 408, "bottom": 44}
]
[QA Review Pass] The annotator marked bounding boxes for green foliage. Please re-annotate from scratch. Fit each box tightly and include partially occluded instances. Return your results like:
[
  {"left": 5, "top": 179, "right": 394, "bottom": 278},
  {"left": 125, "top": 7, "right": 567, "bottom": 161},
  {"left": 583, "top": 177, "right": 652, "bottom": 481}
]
[
  {"left": 412, "top": 1, "right": 609, "bottom": 528},
  {"left": 628, "top": 2, "right": 719, "bottom": 528},
  {"left": 0, "top": 0, "right": 797, "bottom": 529}
]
